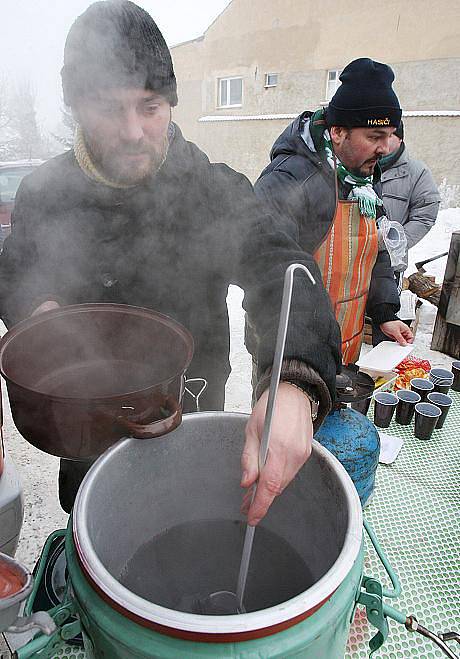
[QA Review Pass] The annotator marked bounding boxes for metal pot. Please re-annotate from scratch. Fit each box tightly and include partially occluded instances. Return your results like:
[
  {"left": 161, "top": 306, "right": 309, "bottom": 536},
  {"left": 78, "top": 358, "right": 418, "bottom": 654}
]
[
  {"left": 72, "top": 412, "right": 363, "bottom": 645},
  {"left": 0, "top": 304, "right": 194, "bottom": 458}
]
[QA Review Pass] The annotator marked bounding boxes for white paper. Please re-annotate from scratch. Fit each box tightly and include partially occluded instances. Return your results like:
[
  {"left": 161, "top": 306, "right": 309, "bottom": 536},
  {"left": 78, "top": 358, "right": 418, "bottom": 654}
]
[
  {"left": 378, "top": 432, "right": 404, "bottom": 464},
  {"left": 357, "top": 341, "right": 414, "bottom": 379}
]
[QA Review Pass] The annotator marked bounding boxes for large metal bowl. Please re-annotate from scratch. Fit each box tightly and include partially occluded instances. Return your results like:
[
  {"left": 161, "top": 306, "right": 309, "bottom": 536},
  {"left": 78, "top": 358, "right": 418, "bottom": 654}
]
[{"left": 73, "top": 412, "right": 363, "bottom": 641}]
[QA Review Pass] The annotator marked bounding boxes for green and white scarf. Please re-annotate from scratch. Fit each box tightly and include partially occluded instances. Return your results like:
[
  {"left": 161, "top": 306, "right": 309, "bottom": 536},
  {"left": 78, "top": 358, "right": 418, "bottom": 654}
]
[{"left": 308, "top": 109, "right": 382, "bottom": 220}]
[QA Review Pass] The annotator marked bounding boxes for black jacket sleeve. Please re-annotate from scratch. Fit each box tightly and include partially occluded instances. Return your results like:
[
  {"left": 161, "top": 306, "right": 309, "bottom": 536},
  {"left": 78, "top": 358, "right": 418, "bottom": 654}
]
[
  {"left": 365, "top": 249, "right": 400, "bottom": 325},
  {"left": 211, "top": 165, "right": 341, "bottom": 411}
]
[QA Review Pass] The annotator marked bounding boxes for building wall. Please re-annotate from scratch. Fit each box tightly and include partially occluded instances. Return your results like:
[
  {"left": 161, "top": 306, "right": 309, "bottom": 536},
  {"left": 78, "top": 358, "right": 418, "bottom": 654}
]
[{"left": 171, "top": 0, "right": 460, "bottom": 185}]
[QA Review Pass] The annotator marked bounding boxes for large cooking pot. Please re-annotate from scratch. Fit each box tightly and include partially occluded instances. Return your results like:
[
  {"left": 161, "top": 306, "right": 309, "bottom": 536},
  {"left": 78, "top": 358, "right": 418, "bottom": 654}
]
[
  {"left": 0, "top": 304, "right": 194, "bottom": 458},
  {"left": 67, "top": 412, "right": 364, "bottom": 656}
]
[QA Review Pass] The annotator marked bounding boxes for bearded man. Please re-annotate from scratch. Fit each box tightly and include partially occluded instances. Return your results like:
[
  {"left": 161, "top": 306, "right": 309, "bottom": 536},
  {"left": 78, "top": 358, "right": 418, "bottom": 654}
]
[
  {"left": 0, "top": 1, "right": 341, "bottom": 523},
  {"left": 254, "top": 59, "right": 413, "bottom": 365}
]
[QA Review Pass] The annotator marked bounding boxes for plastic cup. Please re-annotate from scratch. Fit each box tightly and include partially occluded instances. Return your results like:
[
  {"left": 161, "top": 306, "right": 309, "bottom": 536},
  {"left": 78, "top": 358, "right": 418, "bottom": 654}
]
[
  {"left": 433, "top": 382, "right": 452, "bottom": 395},
  {"left": 373, "top": 392, "right": 398, "bottom": 428},
  {"left": 410, "top": 378, "right": 434, "bottom": 401},
  {"left": 427, "top": 392, "right": 453, "bottom": 429},
  {"left": 451, "top": 361, "right": 460, "bottom": 392},
  {"left": 429, "top": 368, "right": 454, "bottom": 394},
  {"left": 351, "top": 397, "right": 372, "bottom": 416},
  {"left": 414, "top": 402, "right": 442, "bottom": 440},
  {"left": 429, "top": 367, "right": 454, "bottom": 382},
  {"left": 395, "top": 389, "right": 421, "bottom": 425}
]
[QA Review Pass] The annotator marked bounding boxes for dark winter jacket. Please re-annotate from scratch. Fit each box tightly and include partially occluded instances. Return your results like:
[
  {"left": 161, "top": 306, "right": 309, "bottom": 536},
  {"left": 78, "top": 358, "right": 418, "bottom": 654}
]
[
  {"left": 0, "top": 124, "right": 341, "bottom": 416},
  {"left": 381, "top": 144, "right": 440, "bottom": 272},
  {"left": 255, "top": 112, "right": 400, "bottom": 326}
]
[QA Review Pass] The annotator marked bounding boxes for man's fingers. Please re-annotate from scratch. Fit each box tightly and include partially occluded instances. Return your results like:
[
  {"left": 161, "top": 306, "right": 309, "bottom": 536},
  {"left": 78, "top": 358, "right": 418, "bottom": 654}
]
[
  {"left": 246, "top": 450, "right": 285, "bottom": 526},
  {"left": 241, "top": 422, "right": 260, "bottom": 488},
  {"left": 402, "top": 325, "right": 414, "bottom": 343},
  {"left": 395, "top": 330, "right": 407, "bottom": 345}
]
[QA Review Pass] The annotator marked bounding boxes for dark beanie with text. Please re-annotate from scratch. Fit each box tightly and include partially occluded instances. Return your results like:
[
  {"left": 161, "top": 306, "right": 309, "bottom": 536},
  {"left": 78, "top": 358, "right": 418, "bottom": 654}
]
[
  {"left": 61, "top": 0, "right": 178, "bottom": 107},
  {"left": 326, "top": 58, "right": 401, "bottom": 129}
]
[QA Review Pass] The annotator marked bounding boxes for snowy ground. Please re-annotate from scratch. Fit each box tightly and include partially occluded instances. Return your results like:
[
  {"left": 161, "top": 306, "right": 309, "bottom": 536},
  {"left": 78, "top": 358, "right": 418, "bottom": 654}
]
[{"left": 2, "top": 207, "right": 459, "bottom": 569}]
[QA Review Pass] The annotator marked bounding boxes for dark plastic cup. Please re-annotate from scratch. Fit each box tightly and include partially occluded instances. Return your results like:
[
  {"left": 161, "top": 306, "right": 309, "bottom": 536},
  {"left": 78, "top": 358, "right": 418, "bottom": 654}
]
[
  {"left": 373, "top": 392, "right": 398, "bottom": 428},
  {"left": 451, "top": 361, "right": 460, "bottom": 392},
  {"left": 429, "top": 368, "right": 454, "bottom": 394},
  {"left": 427, "top": 392, "right": 453, "bottom": 429},
  {"left": 429, "top": 367, "right": 454, "bottom": 383},
  {"left": 414, "top": 402, "right": 442, "bottom": 440},
  {"left": 395, "top": 389, "right": 421, "bottom": 425},
  {"left": 410, "top": 378, "right": 434, "bottom": 401},
  {"left": 351, "top": 396, "right": 372, "bottom": 416},
  {"left": 433, "top": 382, "right": 452, "bottom": 395}
]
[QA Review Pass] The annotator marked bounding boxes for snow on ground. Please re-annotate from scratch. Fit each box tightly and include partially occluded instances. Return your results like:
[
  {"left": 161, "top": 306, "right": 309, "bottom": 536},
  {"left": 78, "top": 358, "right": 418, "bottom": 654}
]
[
  {"left": 406, "top": 207, "right": 460, "bottom": 282},
  {"left": 2, "top": 208, "right": 459, "bottom": 568}
]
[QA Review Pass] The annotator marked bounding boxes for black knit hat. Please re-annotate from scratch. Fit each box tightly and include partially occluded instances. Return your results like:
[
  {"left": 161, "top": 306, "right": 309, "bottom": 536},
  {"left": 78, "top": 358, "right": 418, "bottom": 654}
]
[
  {"left": 394, "top": 120, "right": 404, "bottom": 140},
  {"left": 327, "top": 58, "right": 401, "bottom": 129},
  {"left": 61, "top": 1, "right": 178, "bottom": 107}
]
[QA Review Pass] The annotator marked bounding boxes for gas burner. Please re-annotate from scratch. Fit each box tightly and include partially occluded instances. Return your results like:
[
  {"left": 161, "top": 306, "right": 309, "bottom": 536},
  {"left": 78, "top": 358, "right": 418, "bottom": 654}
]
[{"left": 335, "top": 365, "right": 375, "bottom": 404}]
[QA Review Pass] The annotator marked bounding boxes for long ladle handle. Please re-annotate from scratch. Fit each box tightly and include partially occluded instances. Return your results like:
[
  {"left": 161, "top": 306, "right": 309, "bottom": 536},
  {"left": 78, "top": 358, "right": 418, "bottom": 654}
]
[{"left": 236, "top": 263, "right": 316, "bottom": 612}]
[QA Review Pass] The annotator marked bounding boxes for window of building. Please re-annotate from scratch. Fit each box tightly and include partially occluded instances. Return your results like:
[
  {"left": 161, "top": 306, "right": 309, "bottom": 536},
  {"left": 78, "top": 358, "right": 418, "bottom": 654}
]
[
  {"left": 218, "top": 77, "right": 243, "bottom": 107},
  {"left": 265, "top": 73, "right": 278, "bottom": 88},
  {"left": 326, "top": 69, "right": 342, "bottom": 101}
]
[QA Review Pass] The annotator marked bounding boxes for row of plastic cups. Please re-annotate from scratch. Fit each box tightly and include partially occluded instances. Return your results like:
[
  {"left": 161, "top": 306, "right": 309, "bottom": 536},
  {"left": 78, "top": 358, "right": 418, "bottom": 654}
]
[{"left": 373, "top": 389, "right": 453, "bottom": 440}]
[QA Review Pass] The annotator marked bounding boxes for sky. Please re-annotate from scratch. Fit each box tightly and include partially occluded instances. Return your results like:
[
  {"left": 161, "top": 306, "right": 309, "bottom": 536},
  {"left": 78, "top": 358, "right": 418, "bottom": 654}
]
[{"left": 0, "top": 0, "right": 232, "bottom": 131}]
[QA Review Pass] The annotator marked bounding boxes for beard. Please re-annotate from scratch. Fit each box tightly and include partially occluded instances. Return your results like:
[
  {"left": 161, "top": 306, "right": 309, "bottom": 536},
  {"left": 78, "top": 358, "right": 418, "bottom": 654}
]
[
  {"left": 84, "top": 132, "right": 169, "bottom": 186},
  {"left": 350, "top": 158, "right": 378, "bottom": 178}
]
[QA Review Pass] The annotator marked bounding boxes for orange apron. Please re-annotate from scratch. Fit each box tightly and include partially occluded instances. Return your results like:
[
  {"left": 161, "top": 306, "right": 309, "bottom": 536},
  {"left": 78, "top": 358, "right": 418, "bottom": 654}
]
[{"left": 314, "top": 200, "right": 378, "bottom": 364}]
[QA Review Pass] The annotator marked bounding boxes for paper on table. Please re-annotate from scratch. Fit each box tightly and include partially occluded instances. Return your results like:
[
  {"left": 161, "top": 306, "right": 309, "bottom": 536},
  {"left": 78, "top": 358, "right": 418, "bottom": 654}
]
[
  {"left": 379, "top": 432, "right": 404, "bottom": 464},
  {"left": 357, "top": 341, "right": 414, "bottom": 379}
]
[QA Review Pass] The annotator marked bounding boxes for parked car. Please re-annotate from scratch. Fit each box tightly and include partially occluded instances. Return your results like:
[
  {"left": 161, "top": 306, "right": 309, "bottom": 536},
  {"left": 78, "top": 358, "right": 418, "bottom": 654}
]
[{"left": 0, "top": 160, "right": 44, "bottom": 248}]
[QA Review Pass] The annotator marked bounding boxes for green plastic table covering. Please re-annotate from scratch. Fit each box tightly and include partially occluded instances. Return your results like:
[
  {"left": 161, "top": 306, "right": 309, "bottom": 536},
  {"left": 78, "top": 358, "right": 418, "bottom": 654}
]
[
  {"left": 345, "top": 389, "right": 460, "bottom": 658},
  {"left": 6, "top": 392, "right": 460, "bottom": 658}
]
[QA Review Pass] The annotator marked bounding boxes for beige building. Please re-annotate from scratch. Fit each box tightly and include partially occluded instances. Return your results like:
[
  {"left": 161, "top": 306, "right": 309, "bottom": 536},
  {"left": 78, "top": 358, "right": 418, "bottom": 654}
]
[{"left": 171, "top": 0, "right": 460, "bottom": 185}]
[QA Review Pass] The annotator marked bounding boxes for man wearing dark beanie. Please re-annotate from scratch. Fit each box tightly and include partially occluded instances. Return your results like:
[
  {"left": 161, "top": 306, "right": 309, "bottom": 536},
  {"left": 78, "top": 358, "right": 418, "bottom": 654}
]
[
  {"left": 0, "top": 1, "right": 341, "bottom": 525},
  {"left": 255, "top": 57, "right": 413, "bottom": 365}
]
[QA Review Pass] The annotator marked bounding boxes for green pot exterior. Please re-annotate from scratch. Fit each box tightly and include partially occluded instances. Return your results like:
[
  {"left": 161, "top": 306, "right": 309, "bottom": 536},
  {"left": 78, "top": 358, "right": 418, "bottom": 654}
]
[{"left": 65, "top": 527, "right": 365, "bottom": 658}]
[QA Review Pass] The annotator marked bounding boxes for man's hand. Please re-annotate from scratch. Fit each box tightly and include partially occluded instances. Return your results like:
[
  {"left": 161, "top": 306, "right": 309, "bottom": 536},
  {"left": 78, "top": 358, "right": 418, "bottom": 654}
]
[
  {"left": 379, "top": 320, "right": 414, "bottom": 346},
  {"left": 241, "top": 382, "right": 313, "bottom": 526},
  {"left": 31, "top": 301, "right": 60, "bottom": 316}
]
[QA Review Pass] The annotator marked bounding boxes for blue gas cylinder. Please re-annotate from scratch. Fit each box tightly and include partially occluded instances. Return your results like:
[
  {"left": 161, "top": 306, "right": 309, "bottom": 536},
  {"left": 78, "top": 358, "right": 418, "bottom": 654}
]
[{"left": 314, "top": 407, "right": 380, "bottom": 507}]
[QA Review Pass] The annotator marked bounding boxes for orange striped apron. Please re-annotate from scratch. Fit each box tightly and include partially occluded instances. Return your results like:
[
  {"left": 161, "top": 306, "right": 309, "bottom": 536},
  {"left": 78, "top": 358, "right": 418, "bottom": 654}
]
[{"left": 314, "top": 200, "right": 378, "bottom": 364}]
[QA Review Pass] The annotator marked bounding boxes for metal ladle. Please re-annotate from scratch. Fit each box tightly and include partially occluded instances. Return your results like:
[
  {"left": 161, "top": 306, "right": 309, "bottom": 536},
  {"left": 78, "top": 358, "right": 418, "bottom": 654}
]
[{"left": 199, "top": 264, "right": 316, "bottom": 615}]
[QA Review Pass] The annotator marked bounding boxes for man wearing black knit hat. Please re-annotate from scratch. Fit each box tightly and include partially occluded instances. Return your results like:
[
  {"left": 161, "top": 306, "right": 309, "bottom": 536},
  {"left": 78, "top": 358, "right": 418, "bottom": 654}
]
[
  {"left": 0, "top": 1, "right": 341, "bottom": 524},
  {"left": 255, "top": 58, "right": 413, "bottom": 366}
]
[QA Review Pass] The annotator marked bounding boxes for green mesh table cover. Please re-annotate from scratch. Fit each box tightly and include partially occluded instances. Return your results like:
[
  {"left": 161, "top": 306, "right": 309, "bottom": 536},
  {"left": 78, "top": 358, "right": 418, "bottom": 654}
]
[
  {"left": 7, "top": 392, "right": 459, "bottom": 658},
  {"left": 345, "top": 389, "right": 460, "bottom": 658}
]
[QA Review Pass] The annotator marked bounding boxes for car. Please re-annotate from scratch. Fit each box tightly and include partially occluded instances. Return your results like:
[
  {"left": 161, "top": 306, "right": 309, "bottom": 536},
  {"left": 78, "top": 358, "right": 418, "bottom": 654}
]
[{"left": 0, "top": 160, "right": 44, "bottom": 248}]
